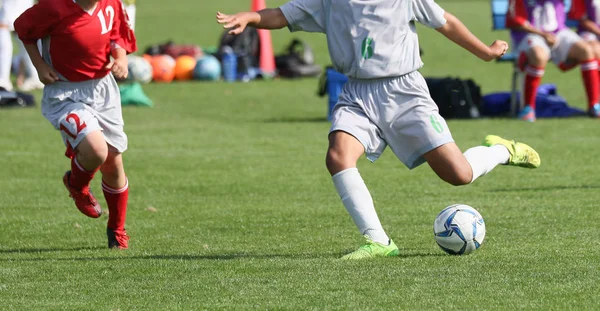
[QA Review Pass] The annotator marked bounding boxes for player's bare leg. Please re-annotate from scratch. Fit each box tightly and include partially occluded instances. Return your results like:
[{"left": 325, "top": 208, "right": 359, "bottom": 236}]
[
  {"left": 566, "top": 41, "right": 600, "bottom": 117},
  {"left": 520, "top": 46, "right": 549, "bottom": 122},
  {"left": 424, "top": 138, "right": 540, "bottom": 186},
  {"left": 100, "top": 149, "right": 130, "bottom": 249},
  {"left": 0, "top": 24, "right": 13, "bottom": 91},
  {"left": 63, "top": 130, "right": 107, "bottom": 218},
  {"left": 327, "top": 131, "right": 399, "bottom": 259}
]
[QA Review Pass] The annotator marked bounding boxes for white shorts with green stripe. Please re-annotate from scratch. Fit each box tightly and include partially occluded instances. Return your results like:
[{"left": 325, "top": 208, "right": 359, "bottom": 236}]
[{"left": 329, "top": 70, "right": 455, "bottom": 169}]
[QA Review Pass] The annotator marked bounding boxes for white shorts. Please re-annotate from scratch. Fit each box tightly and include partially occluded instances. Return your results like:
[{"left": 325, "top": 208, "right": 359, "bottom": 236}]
[
  {"left": 0, "top": 0, "right": 34, "bottom": 30},
  {"left": 42, "top": 74, "right": 127, "bottom": 155},
  {"left": 330, "top": 71, "right": 455, "bottom": 169},
  {"left": 579, "top": 31, "right": 598, "bottom": 42},
  {"left": 515, "top": 29, "right": 582, "bottom": 66}
]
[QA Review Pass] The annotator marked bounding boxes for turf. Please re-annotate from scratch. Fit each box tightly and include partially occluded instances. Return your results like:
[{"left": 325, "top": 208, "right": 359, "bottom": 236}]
[{"left": 1, "top": 0, "right": 600, "bottom": 310}]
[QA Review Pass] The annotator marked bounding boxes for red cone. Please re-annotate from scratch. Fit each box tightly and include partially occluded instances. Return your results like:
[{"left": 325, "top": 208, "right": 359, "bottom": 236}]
[{"left": 252, "top": 0, "right": 276, "bottom": 77}]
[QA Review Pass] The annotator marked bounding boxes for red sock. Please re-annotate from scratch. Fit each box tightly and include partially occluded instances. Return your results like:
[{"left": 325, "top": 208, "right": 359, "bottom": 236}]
[
  {"left": 581, "top": 60, "right": 600, "bottom": 109},
  {"left": 524, "top": 65, "right": 544, "bottom": 109},
  {"left": 103, "top": 179, "right": 129, "bottom": 231},
  {"left": 69, "top": 157, "right": 99, "bottom": 190}
]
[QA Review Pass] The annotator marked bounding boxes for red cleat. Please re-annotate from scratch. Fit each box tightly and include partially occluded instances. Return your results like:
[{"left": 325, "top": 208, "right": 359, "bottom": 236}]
[
  {"left": 107, "top": 228, "right": 129, "bottom": 249},
  {"left": 63, "top": 171, "right": 102, "bottom": 218}
]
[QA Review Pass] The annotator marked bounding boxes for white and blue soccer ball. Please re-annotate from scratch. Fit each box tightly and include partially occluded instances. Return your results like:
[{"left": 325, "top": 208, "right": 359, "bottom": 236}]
[
  {"left": 127, "top": 55, "right": 153, "bottom": 84},
  {"left": 434, "top": 204, "right": 486, "bottom": 255},
  {"left": 193, "top": 55, "right": 222, "bottom": 81}
]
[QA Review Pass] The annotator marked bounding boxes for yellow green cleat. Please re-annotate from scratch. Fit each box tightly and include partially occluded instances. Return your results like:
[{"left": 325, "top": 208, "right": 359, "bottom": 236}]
[
  {"left": 341, "top": 236, "right": 400, "bottom": 260},
  {"left": 483, "top": 135, "right": 541, "bottom": 168}
]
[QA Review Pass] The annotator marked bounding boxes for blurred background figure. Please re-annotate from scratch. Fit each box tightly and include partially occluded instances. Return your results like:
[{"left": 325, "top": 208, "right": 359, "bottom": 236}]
[
  {"left": 0, "top": 0, "right": 43, "bottom": 91},
  {"left": 123, "top": 0, "right": 136, "bottom": 31}
]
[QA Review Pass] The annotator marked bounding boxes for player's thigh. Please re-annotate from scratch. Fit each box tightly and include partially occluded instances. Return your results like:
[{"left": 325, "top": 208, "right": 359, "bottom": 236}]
[
  {"left": 582, "top": 33, "right": 600, "bottom": 59},
  {"left": 422, "top": 143, "right": 472, "bottom": 186},
  {"left": 329, "top": 90, "right": 386, "bottom": 163},
  {"left": 516, "top": 34, "right": 550, "bottom": 66},
  {"left": 379, "top": 72, "right": 455, "bottom": 170},
  {"left": 53, "top": 105, "right": 107, "bottom": 160},
  {"left": 553, "top": 29, "right": 592, "bottom": 64},
  {"left": 327, "top": 100, "right": 382, "bottom": 174}
]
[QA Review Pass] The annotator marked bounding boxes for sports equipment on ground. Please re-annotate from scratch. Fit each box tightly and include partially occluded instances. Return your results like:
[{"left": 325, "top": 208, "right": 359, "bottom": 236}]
[
  {"left": 341, "top": 236, "right": 399, "bottom": 260},
  {"left": 151, "top": 55, "right": 176, "bottom": 83},
  {"left": 127, "top": 55, "right": 153, "bottom": 84},
  {"left": 63, "top": 171, "right": 102, "bottom": 218},
  {"left": 193, "top": 55, "right": 221, "bottom": 81},
  {"left": 174, "top": 55, "right": 197, "bottom": 81},
  {"left": 483, "top": 134, "right": 541, "bottom": 168},
  {"left": 434, "top": 204, "right": 485, "bottom": 255}
]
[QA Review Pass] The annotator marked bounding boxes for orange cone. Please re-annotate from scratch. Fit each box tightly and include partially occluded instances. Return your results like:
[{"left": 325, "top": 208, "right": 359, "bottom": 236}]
[{"left": 251, "top": 0, "right": 276, "bottom": 77}]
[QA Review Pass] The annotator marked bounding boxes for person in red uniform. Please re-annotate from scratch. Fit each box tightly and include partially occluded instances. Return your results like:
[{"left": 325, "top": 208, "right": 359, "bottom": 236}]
[
  {"left": 14, "top": 0, "right": 137, "bottom": 249},
  {"left": 506, "top": 0, "right": 600, "bottom": 121}
]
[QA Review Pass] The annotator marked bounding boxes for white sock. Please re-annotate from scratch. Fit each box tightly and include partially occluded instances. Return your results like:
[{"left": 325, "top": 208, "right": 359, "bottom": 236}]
[
  {"left": 463, "top": 145, "right": 510, "bottom": 183},
  {"left": 0, "top": 28, "right": 13, "bottom": 87},
  {"left": 332, "top": 168, "right": 390, "bottom": 245}
]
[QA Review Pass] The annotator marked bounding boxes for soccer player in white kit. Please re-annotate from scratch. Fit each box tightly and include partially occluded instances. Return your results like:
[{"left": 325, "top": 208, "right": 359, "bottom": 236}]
[
  {"left": 217, "top": 0, "right": 542, "bottom": 259},
  {"left": 0, "top": 0, "right": 43, "bottom": 91}
]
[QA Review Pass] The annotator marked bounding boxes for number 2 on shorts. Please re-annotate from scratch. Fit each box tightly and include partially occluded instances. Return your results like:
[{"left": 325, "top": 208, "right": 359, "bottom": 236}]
[{"left": 60, "top": 113, "right": 87, "bottom": 140}]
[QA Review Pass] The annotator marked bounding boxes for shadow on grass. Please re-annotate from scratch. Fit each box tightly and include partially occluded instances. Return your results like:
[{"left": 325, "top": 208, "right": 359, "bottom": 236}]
[
  {"left": 0, "top": 250, "right": 445, "bottom": 262},
  {"left": 488, "top": 185, "right": 600, "bottom": 192},
  {"left": 0, "top": 246, "right": 104, "bottom": 254},
  {"left": 263, "top": 117, "right": 328, "bottom": 123}
]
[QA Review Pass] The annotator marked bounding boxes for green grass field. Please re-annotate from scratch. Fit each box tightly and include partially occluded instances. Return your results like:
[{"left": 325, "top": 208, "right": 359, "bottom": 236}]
[{"left": 1, "top": 0, "right": 600, "bottom": 309}]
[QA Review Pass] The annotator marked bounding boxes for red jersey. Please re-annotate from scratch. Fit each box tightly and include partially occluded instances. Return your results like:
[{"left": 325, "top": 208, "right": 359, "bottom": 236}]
[{"left": 14, "top": 0, "right": 137, "bottom": 82}]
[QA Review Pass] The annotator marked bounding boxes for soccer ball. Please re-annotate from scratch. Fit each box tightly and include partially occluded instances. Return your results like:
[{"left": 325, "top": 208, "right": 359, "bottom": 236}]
[
  {"left": 193, "top": 55, "right": 222, "bottom": 81},
  {"left": 127, "top": 55, "right": 153, "bottom": 84},
  {"left": 433, "top": 204, "right": 485, "bottom": 255}
]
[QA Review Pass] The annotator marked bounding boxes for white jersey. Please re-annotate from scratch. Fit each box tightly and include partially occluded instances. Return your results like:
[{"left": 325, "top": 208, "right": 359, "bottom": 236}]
[{"left": 280, "top": 0, "right": 446, "bottom": 79}]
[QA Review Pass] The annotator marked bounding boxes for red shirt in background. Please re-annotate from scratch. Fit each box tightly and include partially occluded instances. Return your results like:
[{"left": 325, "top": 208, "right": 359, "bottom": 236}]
[{"left": 14, "top": 0, "right": 137, "bottom": 82}]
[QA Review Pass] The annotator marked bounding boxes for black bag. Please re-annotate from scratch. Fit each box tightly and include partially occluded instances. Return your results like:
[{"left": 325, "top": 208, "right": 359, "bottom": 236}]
[
  {"left": 425, "top": 77, "right": 481, "bottom": 119},
  {"left": 0, "top": 88, "right": 35, "bottom": 108},
  {"left": 218, "top": 28, "right": 260, "bottom": 75},
  {"left": 275, "top": 39, "right": 322, "bottom": 78}
]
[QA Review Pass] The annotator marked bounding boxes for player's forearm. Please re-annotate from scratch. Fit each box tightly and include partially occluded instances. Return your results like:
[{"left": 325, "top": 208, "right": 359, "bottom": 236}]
[
  {"left": 509, "top": 23, "right": 546, "bottom": 37},
  {"left": 24, "top": 43, "right": 46, "bottom": 69},
  {"left": 436, "top": 12, "right": 495, "bottom": 61},
  {"left": 111, "top": 47, "right": 127, "bottom": 60},
  {"left": 249, "top": 8, "right": 288, "bottom": 29},
  {"left": 580, "top": 19, "right": 600, "bottom": 37}
]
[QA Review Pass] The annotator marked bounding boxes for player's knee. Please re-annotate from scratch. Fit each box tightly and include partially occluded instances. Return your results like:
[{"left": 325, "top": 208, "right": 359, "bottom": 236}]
[
  {"left": 326, "top": 148, "right": 354, "bottom": 175},
  {"left": 582, "top": 44, "right": 595, "bottom": 60},
  {"left": 528, "top": 48, "right": 548, "bottom": 67},
  {"left": 439, "top": 167, "right": 472, "bottom": 186},
  {"left": 76, "top": 140, "right": 108, "bottom": 167}
]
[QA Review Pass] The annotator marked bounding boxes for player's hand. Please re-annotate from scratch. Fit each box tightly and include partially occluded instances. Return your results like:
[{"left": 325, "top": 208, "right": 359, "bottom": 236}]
[
  {"left": 217, "top": 11, "right": 254, "bottom": 35},
  {"left": 543, "top": 33, "right": 556, "bottom": 47},
  {"left": 488, "top": 40, "right": 509, "bottom": 60},
  {"left": 35, "top": 62, "right": 59, "bottom": 85},
  {"left": 107, "top": 57, "right": 128, "bottom": 80}
]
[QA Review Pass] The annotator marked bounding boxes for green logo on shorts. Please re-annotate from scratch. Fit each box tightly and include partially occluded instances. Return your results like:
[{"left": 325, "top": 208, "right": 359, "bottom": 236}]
[
  {"left": 362, "top": 37, "right": 374, "bottom": 60},
  {"left": 430, "top": 115, "right": 444, "bottom": 133}
]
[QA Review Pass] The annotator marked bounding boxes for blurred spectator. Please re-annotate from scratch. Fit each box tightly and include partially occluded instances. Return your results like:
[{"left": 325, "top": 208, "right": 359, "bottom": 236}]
[{"left": 0, "top": 0, "right": 43, "bottom": 91}]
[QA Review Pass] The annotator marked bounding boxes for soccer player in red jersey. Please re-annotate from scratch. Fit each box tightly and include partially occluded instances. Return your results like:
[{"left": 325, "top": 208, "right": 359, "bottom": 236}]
[
  {"left": 14, "top": 0, "right": 137, "bottom": 249},
  {"left": 507, "top": 0, "right": 600, "bottom": 121}
]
